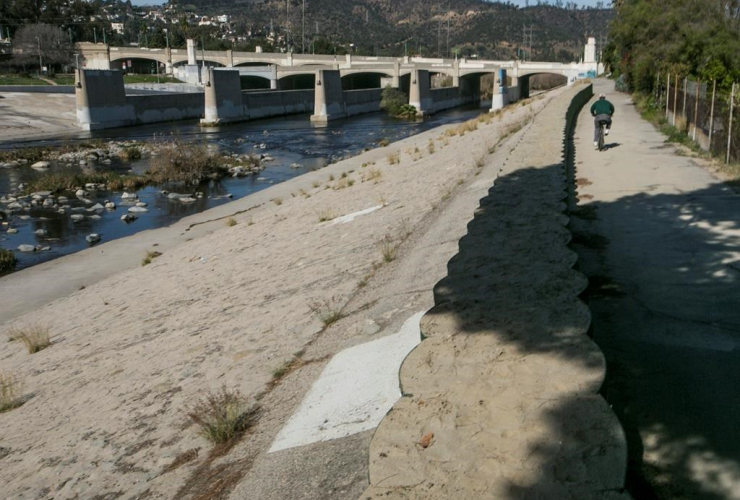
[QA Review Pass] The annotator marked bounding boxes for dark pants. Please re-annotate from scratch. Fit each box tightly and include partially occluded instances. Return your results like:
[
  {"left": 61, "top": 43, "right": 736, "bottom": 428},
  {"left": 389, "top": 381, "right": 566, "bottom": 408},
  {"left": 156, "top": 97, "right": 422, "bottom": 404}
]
[{"left": 594, "top": 114, "right": 612, "bottom": 142}]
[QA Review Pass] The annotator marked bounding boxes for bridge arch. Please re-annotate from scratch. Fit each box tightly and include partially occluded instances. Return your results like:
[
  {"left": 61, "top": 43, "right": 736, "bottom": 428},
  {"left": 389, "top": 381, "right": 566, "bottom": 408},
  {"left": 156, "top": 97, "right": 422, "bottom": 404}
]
[
  {"left": 341, "top": 71, "right": 394, "bottom": 90},
  {"left": 277, "top": 73, "right": 315, "bottom": 90},
  {"left": 516, "top": 71, "right": 568, "bottom": 99},
  {"left": 110, "top": 57, "right": 167, "bottom": 74}
]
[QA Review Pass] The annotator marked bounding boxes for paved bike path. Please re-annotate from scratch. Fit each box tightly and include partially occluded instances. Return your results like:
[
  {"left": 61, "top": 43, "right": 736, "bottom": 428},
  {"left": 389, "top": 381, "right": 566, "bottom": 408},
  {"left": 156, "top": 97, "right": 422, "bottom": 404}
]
[{"left": 574, "top": 79, "right": 740, "bottom": 500}]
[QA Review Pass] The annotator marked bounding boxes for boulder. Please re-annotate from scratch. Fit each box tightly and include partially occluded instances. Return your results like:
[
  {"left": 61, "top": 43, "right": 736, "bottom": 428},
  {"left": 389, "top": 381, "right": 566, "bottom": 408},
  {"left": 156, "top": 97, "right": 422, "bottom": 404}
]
[
  {"left": 135, "top": 201, "right": 148, "bottom": 207},
  {"left": 127, "top": 206, "right": 148, "bottom": 213},
  {"left": 18, "top": 244, "right": 35, "bottom": 252},
  {"left": 121, "top": 213, "right": 137, "bottom": 223},
  {"left": 89, "top": 203, "right": 105, "bottom": 211},
  {"left": 70, "top": 214, "right": 85, "bottom": 222},
  {"left": 42, "top": 198, "right": 55, "bottom": 208},
  {"left": 121, "top": 192, "right": 138, "bottom": 200},
  {"left": 7, "top": 202, "right": 23, "bottom": 210},
  {"left": 104, "top": 202, "right": 116, "bottom": 210},
  {"left": 6, "top": 228, "right": 18, "bottom": 234},
  {"left": 179, "top": 197, "right": 197, "bottom": 203},
  {"left": 34, "top": 229, "right": 47, "bottom": 236},
  {"left": 31, "top": 161, "right": 50, "bottom": 170},
  {"left": 86, "top": 233, "right": 101, "bottom": 244},
  {"left": 75, "top": 189, "right": 88, "bottom": 198}
]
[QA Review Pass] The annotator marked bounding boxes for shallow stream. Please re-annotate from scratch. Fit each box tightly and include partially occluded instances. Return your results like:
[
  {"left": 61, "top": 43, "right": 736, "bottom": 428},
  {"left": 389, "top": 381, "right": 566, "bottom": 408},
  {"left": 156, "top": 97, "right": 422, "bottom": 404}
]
[{"left": 0, "top": 106, "right": 485, "bottom": 271}]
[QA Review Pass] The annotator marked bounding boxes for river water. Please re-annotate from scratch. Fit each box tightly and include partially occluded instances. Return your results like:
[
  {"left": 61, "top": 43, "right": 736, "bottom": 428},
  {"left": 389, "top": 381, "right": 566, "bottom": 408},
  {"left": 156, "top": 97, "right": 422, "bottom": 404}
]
[{"left": 0, "top": 105, "right": 486, "bottom": 272}]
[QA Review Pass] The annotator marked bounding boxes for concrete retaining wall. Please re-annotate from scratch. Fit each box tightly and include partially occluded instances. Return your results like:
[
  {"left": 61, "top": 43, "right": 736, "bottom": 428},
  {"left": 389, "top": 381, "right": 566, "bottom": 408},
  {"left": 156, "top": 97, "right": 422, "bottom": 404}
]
[
  {"left": 343, "top": 88, "right": 382, "bottom": 116},
  {"left": 76, "top": 69, "right": 204, "bottom": 130},
  {"left": 128, "top": 93, "right": 203, "bottom": 124},
  {"left": 0, "top": 85, "right": 74, "bottom": 94},
  {"left": 429, "top": 87, "right": 471, "bottom": 113},
  {"left": 125, "top": 83, "right": 202, "bottom": 94},
  {"left": 242, "top": 89, "right": 314, "bottom": 120}
]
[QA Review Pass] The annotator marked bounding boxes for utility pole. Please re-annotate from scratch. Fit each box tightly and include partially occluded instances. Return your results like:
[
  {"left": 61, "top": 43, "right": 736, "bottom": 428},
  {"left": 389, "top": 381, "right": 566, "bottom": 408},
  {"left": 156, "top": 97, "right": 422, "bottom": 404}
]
[
  {"left": 69, "top": 27, "right": 73, "bottom": 45},
  {"left": 35, "top": 36, "right": 42, "bottom": 75},
  {"left": 301, "top": 0, "right": 305, "bottom": 54},
  {"left": 93, "top": 27, "right": 97, "bottom": 44},
  {"left": 437, "top": 20, "right": 441, "bottom": 57},
  {"left": 446, "top": 18, "right": 450, "bottom": 58},
  {"left": 286, "top": 0, "right": 290, "bottom": 49}
]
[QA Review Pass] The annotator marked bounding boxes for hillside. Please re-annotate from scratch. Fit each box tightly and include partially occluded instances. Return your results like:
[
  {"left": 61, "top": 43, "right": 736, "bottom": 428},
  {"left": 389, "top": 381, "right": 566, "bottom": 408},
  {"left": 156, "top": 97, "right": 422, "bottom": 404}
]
[{"left": 173, "top": 0, "right": 612, "bottom": 61}]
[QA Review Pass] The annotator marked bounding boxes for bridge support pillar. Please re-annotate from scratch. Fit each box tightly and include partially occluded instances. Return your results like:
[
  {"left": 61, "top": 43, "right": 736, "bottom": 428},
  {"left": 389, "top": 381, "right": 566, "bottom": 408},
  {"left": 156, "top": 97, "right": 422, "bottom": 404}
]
[
  {"left": 409, "top": 69, "right": 432, "bottom": 115},
  {"left": 75, "top": 69, "right": 135, "bottom": 130},
  {"left": 491, "top": 68, "right": 510, "bottom": 111},
  {"left": 201, "top": 69, "right": 245, "bottom": 125},
  {"left": 310, "top": 69, "right": 345, "bottom": 123},
  {"left": 453, "top": 59, "right": 460, "bottom": 87},
  {"left": 226, "top": 49, "right": 234, "bottom": 67},
  {"left": 186, "top": 39, "right": 197, "bottom": 66}
]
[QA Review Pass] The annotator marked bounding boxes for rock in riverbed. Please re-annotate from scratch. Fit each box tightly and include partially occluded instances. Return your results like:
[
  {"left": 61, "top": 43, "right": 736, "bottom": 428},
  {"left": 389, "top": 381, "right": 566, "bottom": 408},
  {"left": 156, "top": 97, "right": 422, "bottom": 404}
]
[
  {"left": 31, "top": 161, "right": 50, "bottom": 170},
  {"left": 86, "top": 233, "right": 100, "bottom": 244}
]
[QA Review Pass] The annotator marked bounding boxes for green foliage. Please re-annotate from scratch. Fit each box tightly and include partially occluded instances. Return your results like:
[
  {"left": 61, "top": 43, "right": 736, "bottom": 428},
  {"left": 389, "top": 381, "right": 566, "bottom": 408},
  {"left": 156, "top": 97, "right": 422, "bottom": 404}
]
[
  {"left": 609, "top": 0, "right": 740, "bottom": 92},
  {"left": 380, "top": 86, "right": 409, "bottom": 117},
  {"left": 0, "top": 249, "right": 16, "bottom": 273}
]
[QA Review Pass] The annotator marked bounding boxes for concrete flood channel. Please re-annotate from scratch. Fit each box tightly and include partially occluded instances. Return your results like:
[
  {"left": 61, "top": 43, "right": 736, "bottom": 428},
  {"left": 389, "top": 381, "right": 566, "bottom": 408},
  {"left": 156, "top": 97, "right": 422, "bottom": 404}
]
[{"left": 0, "top": 105, "right": 485, "bottom": 271}]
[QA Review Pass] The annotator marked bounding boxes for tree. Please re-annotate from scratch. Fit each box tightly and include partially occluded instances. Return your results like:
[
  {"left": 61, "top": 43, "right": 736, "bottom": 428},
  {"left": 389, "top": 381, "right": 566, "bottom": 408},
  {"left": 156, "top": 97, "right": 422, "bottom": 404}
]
[{"left": 12, "top": 24, "right": 73, "bottom": 71}]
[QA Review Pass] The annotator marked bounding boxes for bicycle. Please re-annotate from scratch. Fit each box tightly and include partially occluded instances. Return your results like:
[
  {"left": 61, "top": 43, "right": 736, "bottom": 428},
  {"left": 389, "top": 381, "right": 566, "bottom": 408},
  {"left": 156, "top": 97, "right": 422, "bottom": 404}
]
[{"left": 596, "top": 120, "right": 607, "bottom": 151}]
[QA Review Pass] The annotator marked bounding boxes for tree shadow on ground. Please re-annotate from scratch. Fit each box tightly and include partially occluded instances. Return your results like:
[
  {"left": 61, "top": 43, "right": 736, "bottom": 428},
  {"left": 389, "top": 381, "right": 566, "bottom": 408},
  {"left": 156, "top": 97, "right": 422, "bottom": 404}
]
[{"left": 418, "top": 158, "right": 740, "bottom": 499}]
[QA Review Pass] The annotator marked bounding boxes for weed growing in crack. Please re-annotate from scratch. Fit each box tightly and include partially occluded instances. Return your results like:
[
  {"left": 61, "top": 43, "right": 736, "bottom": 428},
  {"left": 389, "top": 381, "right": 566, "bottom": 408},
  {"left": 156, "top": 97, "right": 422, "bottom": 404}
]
[
  {"left": 187, "top": 387, "right": 259, "bottom": 445},
  {"left": 308, "top": 297, "right": 345, "bottom": 326}
]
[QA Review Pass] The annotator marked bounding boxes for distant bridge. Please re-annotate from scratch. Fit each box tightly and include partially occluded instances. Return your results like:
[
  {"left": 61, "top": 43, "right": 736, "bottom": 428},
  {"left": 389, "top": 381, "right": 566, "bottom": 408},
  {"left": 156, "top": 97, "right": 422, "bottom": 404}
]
[
  {"left": 74, "top": 38, "right": 603, "bottom": 131},
  {"left": 78, "top": 40, "right": 602, "bottom": 93}
]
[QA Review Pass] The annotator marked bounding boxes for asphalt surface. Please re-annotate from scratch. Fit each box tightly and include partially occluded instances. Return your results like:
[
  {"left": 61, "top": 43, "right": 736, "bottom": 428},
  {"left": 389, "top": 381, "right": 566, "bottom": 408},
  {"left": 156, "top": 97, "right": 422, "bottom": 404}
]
[{"left": 573, "top": 79, "right": 740, "bottom": 500}]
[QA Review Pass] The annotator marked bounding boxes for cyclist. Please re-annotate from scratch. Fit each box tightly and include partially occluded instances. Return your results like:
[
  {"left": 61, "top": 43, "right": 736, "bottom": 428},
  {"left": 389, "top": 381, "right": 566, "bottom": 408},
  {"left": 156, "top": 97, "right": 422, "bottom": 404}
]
[{"left": 590, "top": 93, "right": 615, "bottom": 149}]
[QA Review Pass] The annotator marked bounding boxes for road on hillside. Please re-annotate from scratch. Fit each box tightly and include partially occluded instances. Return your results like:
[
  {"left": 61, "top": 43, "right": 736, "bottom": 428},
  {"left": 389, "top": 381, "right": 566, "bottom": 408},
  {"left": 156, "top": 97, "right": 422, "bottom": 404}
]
[{"left": 573, "top": 79, "right": 740, "bottom": 500}]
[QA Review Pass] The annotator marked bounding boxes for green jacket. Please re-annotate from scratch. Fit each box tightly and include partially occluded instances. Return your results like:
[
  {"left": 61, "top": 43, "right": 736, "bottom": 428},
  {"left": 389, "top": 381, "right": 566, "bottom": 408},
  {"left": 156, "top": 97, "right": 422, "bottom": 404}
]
[{"left": 591, "top": 99, "right": 615, "bottom": 116}]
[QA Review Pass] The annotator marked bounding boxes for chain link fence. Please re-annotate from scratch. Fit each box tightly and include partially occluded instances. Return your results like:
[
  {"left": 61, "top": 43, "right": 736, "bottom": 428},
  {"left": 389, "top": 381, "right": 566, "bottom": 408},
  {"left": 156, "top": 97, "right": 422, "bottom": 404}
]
[{"left": 659, "top": 74, "right": 738, "bottom": 163}]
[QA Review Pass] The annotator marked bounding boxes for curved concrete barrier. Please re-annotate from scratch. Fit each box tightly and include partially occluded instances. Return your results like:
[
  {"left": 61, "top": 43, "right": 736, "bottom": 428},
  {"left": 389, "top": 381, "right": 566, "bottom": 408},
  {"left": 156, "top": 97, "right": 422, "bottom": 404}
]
[{"left": 360, "top": 84, "right": 633, "bottom": 499}]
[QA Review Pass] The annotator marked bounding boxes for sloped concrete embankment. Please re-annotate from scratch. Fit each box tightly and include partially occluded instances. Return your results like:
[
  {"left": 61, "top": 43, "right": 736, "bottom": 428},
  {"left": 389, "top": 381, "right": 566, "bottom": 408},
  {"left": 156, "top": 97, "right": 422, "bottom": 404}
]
[{"left": 360, "top": 84, "right": 634, "bottom": 499}]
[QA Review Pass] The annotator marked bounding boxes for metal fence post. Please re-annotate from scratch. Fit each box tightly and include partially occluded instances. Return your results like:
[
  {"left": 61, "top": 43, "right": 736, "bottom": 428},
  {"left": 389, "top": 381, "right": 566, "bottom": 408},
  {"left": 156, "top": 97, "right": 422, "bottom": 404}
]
[
  {"left": 666, "top": 73, "right": 671, "bottom": 119},
  {"left": 727, "top": 82, "right": 736, "bottom": 164},
  {"left": 682, "top": 77, "right": 688, "bottom": 125},
  {"left": 692, "top": 79, "right": 700, "bottom": 141},
  {"left": 708, "top": 80, "right": 716, "bottom": 150},
  {"left": 673, "top": 74, "right": 679, "bottom": 126}
]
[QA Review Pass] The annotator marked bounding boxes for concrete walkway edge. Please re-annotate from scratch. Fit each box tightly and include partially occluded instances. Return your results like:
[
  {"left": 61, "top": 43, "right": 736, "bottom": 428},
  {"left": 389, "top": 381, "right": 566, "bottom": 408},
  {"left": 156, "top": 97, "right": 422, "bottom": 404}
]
[{"left": 359, "top": 84, "right": 634, "bottom": 499}]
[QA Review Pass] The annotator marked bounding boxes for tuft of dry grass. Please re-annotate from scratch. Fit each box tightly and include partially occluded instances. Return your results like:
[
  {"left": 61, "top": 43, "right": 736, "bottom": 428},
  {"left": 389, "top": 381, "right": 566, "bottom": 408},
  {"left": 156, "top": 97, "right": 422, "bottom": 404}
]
[
  {"left": 312, "top": 181, "right": 321, "bottom": 188},
  {"left": 308, "top": 297, "right": 345, "bottom": 326},
  {"left": 427, "top": 139, "right": 436, "bottom": 155},
  {"left": 8, "top": 325, "right": 50, "bottom": 354},
  {"left": 272, "top": 197, "right": 283, "bottom": 206},
  {"left": 387, "top": 152, "right": 400, "bottom": 165},
  {"left": 362, "top": 168, "right": 382, "bottom": 183},
  {"left": 0, "top": 372, "right": 23, "bottom": 413},
  {"left": 226, "top": 217, "right": 237, "bottom": 227},
  {"left": 317, "top": 208, "right": 338, "bottom": 222},
  {"left": 187, "top": 387, "right": 258, "bottom": 445},
  {"left": 474, "top": 154, "right": 485, "bottom": 169},
  {"left": 378, "top": 138, "right": 390, "bottom": 147},
  {"left": 379, "top": 235, "right": 397, "bottom": 263},
  {"left": 141, "top": 250, "right": 163, "bottom": 266}
]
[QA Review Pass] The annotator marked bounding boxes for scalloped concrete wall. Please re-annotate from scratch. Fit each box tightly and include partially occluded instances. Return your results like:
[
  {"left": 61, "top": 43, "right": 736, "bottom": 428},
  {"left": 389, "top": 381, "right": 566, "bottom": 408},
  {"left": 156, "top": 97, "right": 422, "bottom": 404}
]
[{"left": 359, "top": 84, "right": 634, "bottom": 500}]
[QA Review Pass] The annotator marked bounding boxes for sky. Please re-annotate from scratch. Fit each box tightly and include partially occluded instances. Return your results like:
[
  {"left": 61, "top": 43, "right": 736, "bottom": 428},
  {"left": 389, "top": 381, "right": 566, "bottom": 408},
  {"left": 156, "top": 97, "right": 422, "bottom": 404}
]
[{"left": 130, "top": 0, "right": 611, "bottom": 7}]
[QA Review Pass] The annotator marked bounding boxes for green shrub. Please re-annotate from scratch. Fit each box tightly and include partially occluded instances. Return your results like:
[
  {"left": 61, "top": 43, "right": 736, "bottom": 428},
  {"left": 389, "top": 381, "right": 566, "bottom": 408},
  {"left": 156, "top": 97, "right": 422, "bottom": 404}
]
[
  {"left": 0, "top": 248, "right": 16, "bottom": 273},
  {"left": 380, "top": 86, "right": 409, "bottom": 117}
]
